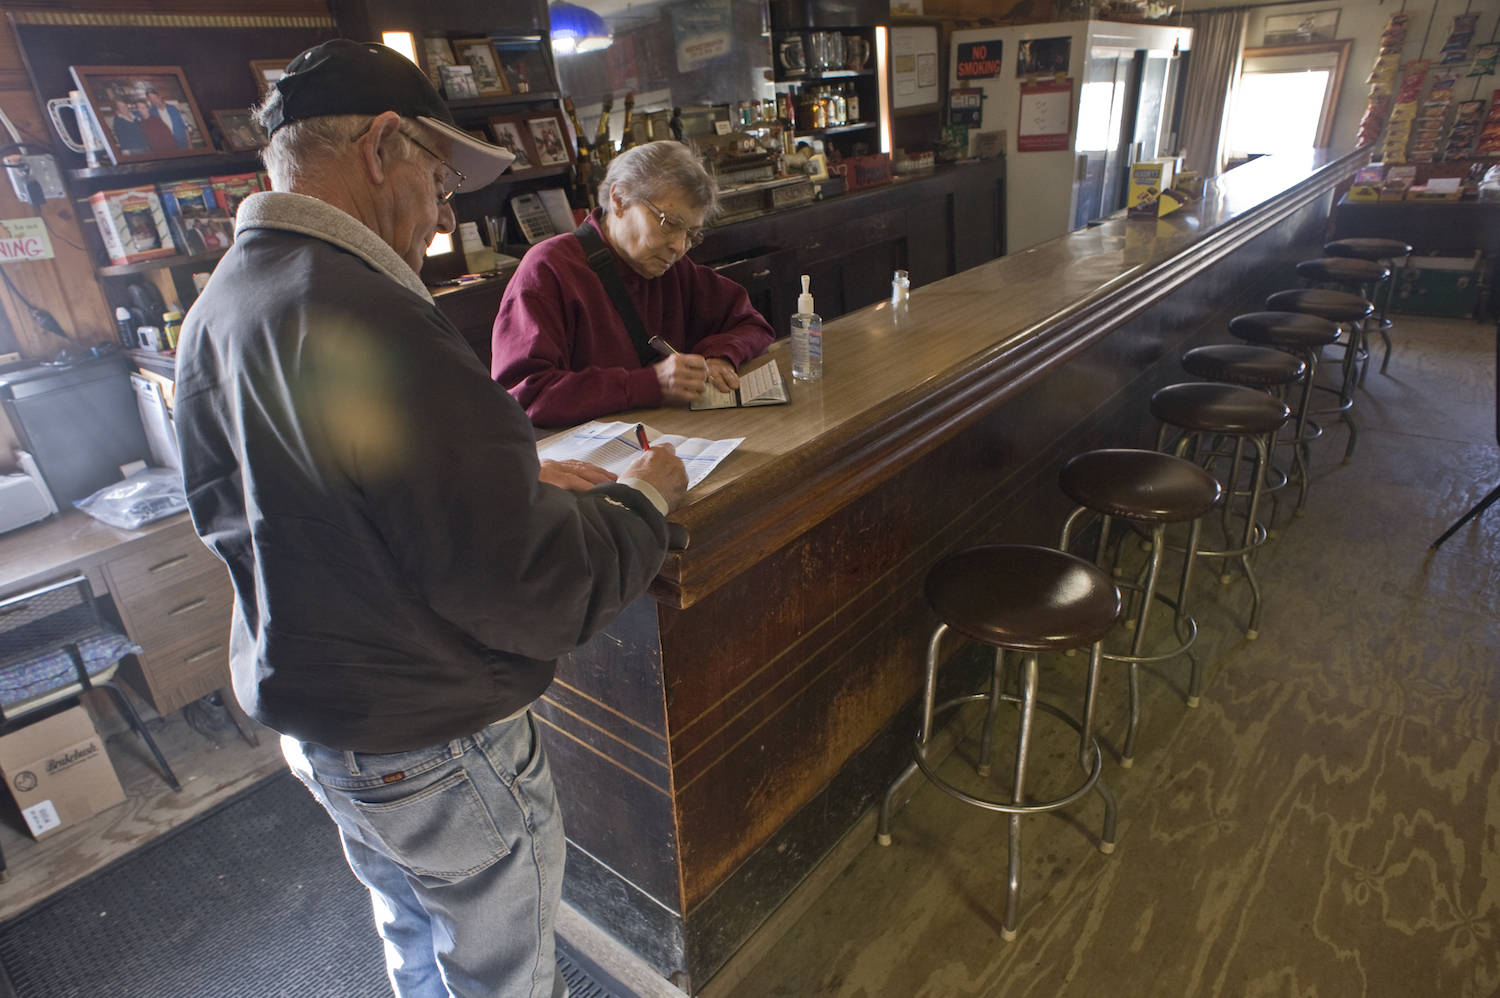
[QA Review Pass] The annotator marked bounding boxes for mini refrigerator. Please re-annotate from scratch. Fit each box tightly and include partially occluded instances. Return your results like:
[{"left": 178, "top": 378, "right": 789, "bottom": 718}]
[
  {"left": 949, "top": 19, "right": 1191, "bottom": 253},
  {"left": 0, "top": 353, "right": 152, "bottom": 506}
]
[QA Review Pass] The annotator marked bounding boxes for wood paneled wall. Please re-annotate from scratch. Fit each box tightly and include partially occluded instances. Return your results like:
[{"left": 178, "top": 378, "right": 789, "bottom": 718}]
[{"left": 0, "top": 1, "right": 331, "bottom": 362}]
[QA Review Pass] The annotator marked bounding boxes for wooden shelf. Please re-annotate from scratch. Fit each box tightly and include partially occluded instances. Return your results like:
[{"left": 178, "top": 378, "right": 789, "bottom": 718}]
[
  {"left": 775, "top": 68, "right": 876, "bottom": 85},
  {"left": 822, "top": 122, "right": 876, "bottom": 135},
  {"left": 97, "top": 249, "right": 229, "bottom": 278},
  {"left": 68, "top": 152, "right": 262, "bottom": 189},
  {"left": 445, "top": 91, "right": 561, "bottom": 114}
]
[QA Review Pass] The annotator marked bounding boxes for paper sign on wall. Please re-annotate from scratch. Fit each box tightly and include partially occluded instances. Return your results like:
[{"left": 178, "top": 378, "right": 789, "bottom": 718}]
[
  {"left": 1017, "top": 77, "right": 1072, "bottom": 151},
  {"left": 0, "top": 217, "right": 54, "bottom": 261}
]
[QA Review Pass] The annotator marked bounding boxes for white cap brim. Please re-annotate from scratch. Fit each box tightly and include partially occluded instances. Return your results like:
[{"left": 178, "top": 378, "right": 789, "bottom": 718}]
[{"left": 419, "top": 115, "right": 516, "bottom": 191}]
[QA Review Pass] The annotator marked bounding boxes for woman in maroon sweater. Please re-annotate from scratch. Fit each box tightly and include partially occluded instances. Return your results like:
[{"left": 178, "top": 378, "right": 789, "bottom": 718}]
[{"left": 492, "top": 141, "right": 775, "bottom": 428}]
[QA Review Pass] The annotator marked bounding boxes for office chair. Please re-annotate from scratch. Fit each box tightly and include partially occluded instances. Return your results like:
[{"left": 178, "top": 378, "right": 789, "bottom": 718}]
[
  {"left": 1431, "top": 318, "right": 1500, "bottom": 549},
  {"left": 0, "top": 575, "right": 181, "bottom": 789}
]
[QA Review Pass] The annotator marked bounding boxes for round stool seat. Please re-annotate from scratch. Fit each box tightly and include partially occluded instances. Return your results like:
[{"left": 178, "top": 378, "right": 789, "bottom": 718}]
[
  {"left": 926, "top": 544, "right": 1121, "bottom": 652},
  {"left": 1060, "top": 449, "right": 1222, "bottom": 523},
  {"left": 1296, "top": 257, "right": 1390, "bottom": 285},
  {"left": 1324, "top": 237, "right": 1412, "bottom": 261},
  {"left": 1150, "top": 382, "right": 1291, "bottom": 437},
  {"left": 1265, "top": 288, "right": 1374, "bottom": 323},
  {"left": 1228, "top": 311, "right": 1340, "bottom": 349},
  {"left": 1182, "top": 344, "right": 1307, "bottom": 388}
]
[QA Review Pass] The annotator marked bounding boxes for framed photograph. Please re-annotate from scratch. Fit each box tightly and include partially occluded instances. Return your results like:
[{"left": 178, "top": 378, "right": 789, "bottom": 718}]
[
  {"left": 249, "top": 59, "right": 290, "bottom": 100},
  {"left": 438, "top": 64, "right": 479, "bottom": 100},
  {"left": 452, "top": 37, "right": 510, "bottom": 97},
  {"left": 69, "top": 65, "right": 211, "bottom": 165},
  {"left": 421, "top": 37, "right": 457, "bottom": 89},
  {"left": 211, "top": 109, "right": 267, "bottom": 152},
  {"left": 526, "top": 113, "right": 573, "bottom": 167},
  {"left": 488, "top": 116, "right": 537, "bottom": 174},
  {"left": 1262, "top": 9, "right": 1339, "bottom": 46},
  {"left": 493, "top": 36, "right": 555, "bottom": 94}
]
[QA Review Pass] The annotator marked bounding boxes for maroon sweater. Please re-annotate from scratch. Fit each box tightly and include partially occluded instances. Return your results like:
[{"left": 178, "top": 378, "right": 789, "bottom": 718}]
[{"left": 491, "top": 213, "right": 775, "bottom": 427}]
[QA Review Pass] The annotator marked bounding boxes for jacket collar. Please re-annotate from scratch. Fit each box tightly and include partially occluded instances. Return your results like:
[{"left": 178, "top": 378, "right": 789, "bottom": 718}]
[{"left": 235, "top": 191, "right": 433, "bottom": 304}]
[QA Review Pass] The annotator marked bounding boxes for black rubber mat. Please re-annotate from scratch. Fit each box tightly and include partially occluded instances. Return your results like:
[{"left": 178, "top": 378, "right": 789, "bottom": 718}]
[{"left": 0, "top": 771, "right": 631, "bottom": 998}]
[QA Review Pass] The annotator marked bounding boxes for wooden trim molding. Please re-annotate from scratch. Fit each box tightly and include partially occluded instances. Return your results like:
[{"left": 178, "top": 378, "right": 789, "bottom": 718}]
[{"left": 6, "top": 11, "right": 333, "bottom": 28}]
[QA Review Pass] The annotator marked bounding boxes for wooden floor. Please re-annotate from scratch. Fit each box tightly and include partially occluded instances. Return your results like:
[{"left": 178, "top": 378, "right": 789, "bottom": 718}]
[{"left": 711, "top": 314, "right": 1500, "bottom": 998}]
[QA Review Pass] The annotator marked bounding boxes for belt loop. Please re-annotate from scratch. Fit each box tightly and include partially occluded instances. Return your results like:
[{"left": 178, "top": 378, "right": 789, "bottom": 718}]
[
  {"left": 449, "top": 739, "right": 464, "bottom": 759},
  {"left": 342, "top": 750, "right": 359, "bottom": 776}
]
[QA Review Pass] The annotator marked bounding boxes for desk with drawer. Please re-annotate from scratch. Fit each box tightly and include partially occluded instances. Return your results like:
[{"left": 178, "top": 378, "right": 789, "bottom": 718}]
[{"left": 0, "top": 510, "right": 232, "bottom": 716}]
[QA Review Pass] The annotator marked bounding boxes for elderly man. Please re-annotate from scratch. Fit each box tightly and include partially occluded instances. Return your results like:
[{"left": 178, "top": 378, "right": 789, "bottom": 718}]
[{"left": 173, "top": 40, "right": 687, "bottom": 998}]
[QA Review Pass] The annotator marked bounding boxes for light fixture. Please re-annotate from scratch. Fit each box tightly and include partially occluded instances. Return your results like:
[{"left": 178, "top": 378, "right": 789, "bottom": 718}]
[
  {"left": 382, "top": 31, "right": 418, "bottom": 64},
  {"left": 550, "top": 1, "right": 612, "bottom": 56}
]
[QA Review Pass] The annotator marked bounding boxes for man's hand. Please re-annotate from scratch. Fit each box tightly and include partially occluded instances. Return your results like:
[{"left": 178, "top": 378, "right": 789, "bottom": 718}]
[
  {"left": 622, "top": 442, "right": 688, "bottom": 511},
  {"left": 653, "top": 353, "right": 710, "bottom": 405},
  {"left": 706, "top": 357, "right": 739, "bottom": 393},
  {"left": 538, "top": 459, "right": 617, "bottom": 492}
]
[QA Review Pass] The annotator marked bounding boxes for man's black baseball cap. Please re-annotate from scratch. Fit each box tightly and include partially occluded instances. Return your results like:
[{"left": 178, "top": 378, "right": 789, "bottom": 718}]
[{"left": 261, "top": 39, "right": 514, "bottom": 190}]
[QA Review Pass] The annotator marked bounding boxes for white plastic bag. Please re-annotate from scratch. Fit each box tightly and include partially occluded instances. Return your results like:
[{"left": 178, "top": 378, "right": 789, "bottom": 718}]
[{"left": 74, "top": 467, "right": 187, "bottom": 529}]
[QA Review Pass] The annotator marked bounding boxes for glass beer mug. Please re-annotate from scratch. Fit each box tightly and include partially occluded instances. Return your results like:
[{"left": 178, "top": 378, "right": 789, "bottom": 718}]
[{"left": 46, "top": 90, "right": 107, "bottom": 167}]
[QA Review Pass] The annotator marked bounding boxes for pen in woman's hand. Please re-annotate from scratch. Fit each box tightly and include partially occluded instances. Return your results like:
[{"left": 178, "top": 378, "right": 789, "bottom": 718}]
[{"left": 648, "top": 335, "right": 678, "bottom": 358}]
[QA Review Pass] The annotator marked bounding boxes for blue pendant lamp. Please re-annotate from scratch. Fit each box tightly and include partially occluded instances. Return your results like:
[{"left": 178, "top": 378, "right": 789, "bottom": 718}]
[{"left": 550, "top": 1, "right": 612, "bottom": 55}]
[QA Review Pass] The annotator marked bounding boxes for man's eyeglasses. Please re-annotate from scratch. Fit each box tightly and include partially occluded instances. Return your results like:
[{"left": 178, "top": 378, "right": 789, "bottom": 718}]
[
  {"left": 350, "top": 119, "right": 465, "bottom": 204},
  {"left": 399, "top": 130, "right": 465, "bottom": 204},
  {"left": 640, "top": 197, "right": 706, "bottom": 248}
]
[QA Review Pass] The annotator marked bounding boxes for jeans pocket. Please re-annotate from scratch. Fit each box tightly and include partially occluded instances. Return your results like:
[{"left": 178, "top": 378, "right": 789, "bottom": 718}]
[{"left": 349, "top": 769, "right": 511, "bottom": 883}]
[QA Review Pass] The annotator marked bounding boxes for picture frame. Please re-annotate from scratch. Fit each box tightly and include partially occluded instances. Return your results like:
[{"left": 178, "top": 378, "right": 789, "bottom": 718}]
[
  {"left": 526, "top": 113, "right": 573, "bottom": 167},
  {"left": 69, "top": 64, "right": 212, "bottom": 165},
  {"left": 438, "top": 65, "right": 479, "bottom": 101},
  {"left": 488, "top": 115, "right": 538, "bottom": 174},
  {"left": 1262, "top": 9, "right": 1339, "bottom": 46},
  {"left": 249, "top": 59, "right": 290, "bottom": 100},
  {"left": 493, "top": 37, "right": 555, "bottom": 94},
  {"left": 211, "top": 109, "right": 267, "bottom": 152},
  {"left": 452, "top": 37, "right": 510, "bottom": 97},
  {"left": 421, "top": 37, "right": 457, "bottom": 89}
]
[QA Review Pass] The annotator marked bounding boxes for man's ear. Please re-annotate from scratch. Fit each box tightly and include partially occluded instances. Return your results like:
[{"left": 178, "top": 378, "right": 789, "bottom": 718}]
[{"left": 355, "top": 111, "right": 403, "bottom": 187}]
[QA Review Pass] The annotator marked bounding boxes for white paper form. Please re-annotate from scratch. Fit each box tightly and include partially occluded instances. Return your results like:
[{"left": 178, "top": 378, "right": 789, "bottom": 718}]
[{"left": 536, "top": 420, "right": 744, "bottom": 490}]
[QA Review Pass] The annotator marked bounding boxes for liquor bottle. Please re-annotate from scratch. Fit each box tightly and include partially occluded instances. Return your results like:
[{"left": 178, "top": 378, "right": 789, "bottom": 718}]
[
  {"left": 846, "top": 83, "right": 861, "bottom": 123},
  {"left": 593, "top": 95, "right": 614, "bottom": 168},
  {"left": 619, "top": 92, "right": 636, "bottom": 152},
  {"left": 563, "top": 96, "right": 595, "bottom": 208}
]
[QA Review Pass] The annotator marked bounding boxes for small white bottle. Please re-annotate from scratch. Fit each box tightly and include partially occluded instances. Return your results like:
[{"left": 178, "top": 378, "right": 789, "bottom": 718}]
[{"left": 790, "top": 274, "right": 822, "bottom": 381}]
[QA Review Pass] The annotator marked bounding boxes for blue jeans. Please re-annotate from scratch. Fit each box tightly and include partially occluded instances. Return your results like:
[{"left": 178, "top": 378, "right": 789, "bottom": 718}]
[{"left": 283, "top": 712, "right": 566, "bottom": 998}]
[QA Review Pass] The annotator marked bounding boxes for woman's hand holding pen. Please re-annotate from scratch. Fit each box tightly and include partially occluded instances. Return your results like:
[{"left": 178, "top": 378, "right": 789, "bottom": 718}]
[
  {"left": 653, "top": 353, "right": 711, "bottom": 404},
  {"left": 648, "top": 334, "right": 736, "bottom": 401}
]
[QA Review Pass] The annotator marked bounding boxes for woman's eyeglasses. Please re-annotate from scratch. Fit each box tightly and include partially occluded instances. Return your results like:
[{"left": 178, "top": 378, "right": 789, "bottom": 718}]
[{"left": 640, "top": 197, "right": 705, "bottom": 248}]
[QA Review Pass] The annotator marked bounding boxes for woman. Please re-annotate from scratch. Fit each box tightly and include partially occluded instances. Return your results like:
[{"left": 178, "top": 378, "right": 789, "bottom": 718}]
[{"left": 492, "top": 141, "right": 775, "bottom": 427}]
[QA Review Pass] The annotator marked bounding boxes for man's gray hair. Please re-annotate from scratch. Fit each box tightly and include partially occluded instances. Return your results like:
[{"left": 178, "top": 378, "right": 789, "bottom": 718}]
[
  {"left": 598, "top": 141, "right": 718, "bottom": 219},
  {"left": 253, "top": 100, "right": 423, "bottom": 191}
]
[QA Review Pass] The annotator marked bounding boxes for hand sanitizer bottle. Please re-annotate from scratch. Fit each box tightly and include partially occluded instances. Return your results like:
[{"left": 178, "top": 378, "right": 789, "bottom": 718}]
[{"left": 790, "top": 274, "right": 822, "bottom": 381}]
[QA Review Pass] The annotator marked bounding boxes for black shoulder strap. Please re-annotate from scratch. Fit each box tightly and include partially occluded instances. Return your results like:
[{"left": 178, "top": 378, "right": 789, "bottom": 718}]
[{"left": 573, "top": 221, "right": 656, "bottom": 366}]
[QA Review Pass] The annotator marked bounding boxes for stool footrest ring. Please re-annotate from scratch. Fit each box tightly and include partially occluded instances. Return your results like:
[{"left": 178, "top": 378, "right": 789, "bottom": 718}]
[{"left": 913, "top": 693, "right": 1105, "bottom": 816}]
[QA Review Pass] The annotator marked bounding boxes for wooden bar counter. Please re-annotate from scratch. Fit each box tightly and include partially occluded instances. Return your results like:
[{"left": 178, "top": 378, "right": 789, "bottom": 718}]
[{"left": 534, "top": 150, "right": 1367, "bottom": 992}]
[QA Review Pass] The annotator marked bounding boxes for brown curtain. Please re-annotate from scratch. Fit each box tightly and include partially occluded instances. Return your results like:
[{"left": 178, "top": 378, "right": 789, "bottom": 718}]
[{"left": 1179, "top": 9, "right": 1247, "bottom": 178}]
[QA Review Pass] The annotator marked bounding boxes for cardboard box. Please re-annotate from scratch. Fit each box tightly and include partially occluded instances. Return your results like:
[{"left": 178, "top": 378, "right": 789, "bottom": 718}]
[
  {"left": 1127, "top": 158, "right": 1176, "bottom": 216},
  {"left": 0, "top": 707, "right": 126, "bottom": 839},
  {"left": 88, "top": 186, "right": 177, "bottom": 266}
]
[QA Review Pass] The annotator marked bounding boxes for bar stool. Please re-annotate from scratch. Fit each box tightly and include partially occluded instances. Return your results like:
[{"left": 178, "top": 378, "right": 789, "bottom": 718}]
[
  {"left": 1181, "top": 344, "right": 1307, "bottom": 525},
  {"left": 876, "top": 544, "right": 1122, "bottom": 941},
  {"left": 1151, "top": 383, "right": 1291, "bottom": 640},
  {"left": 1295, "top": 257, "right": 1392, "bottom": 384},
  {"left": 1227, "top": 312, "right": 1340, "bottom": 511},
  {"left": 1264, "top": 289, "right": 1373, "bottom": 461},
  {"left": 1058, "top": 449, "right": 1222, "bottom": 767},
  {"left": 1325, "top": 237, "right": 1412, "bottom": 372}
]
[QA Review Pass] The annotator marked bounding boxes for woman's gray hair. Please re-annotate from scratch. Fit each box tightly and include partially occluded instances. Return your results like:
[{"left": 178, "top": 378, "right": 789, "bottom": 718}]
[
  {"left": 598, "top": 141, "right": 718, "bottom": 219},
  {"left": 252, "top": 100, "right": 424, "bottom": 190}
]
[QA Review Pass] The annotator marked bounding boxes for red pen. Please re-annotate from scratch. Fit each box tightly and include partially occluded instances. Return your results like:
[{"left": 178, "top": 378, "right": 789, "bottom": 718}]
[{"left": 635, "top": 423, "right": 650, "bottom": 451}]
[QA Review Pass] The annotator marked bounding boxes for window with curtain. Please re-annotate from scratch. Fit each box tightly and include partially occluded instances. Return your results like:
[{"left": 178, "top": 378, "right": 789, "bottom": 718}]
[{"left": 1226, "top": 41, "right": 1351, "bottom": 157}]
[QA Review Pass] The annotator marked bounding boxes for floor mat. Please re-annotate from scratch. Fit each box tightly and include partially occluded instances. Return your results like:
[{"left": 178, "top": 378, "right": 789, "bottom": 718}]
[{"left": 0, "top": 771, "right": 629, "bottom": 998}]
